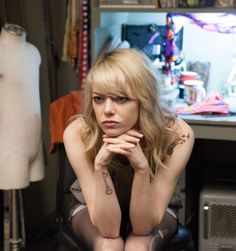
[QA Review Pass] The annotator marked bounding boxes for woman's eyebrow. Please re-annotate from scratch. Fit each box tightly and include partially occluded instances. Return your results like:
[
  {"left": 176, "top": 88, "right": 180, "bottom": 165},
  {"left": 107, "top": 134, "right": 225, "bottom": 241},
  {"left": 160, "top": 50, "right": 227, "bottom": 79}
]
[
  {"left": 92, "top": 91, "right": 103, "bottom": 95},
  {"left": 92, "top": 91, "right": 130, "bottom": 98}
]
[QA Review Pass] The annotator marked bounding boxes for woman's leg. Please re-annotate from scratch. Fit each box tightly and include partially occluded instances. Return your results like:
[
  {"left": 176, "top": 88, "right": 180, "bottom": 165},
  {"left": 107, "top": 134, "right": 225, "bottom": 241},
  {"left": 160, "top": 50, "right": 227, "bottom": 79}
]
[
  {"left": 71, "top": 207, "right": 124, "bottom": 251},
  {"left": 124, "top": 210, "right": 177, "bottom": 251}
]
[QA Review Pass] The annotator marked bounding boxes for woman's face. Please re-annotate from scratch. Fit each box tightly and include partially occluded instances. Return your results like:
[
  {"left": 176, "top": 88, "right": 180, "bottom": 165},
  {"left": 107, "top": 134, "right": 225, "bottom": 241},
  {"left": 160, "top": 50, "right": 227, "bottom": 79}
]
[{"left": 92, "top": 87, "right": 139, "bottom": 137}]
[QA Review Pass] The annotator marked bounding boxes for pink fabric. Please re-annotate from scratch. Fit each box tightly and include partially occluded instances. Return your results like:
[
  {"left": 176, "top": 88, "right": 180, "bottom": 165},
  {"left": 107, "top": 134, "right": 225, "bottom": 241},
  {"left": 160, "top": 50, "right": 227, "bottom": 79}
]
[{"left": 175, "top": 93, "right": 229, "bottom": 115}]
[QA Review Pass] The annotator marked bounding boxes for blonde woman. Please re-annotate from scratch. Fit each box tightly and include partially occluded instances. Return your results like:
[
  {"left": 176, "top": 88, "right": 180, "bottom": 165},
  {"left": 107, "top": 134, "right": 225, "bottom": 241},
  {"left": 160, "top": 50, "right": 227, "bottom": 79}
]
[{"left": 63, "top": 48, "right": 194, "bottom": 251}]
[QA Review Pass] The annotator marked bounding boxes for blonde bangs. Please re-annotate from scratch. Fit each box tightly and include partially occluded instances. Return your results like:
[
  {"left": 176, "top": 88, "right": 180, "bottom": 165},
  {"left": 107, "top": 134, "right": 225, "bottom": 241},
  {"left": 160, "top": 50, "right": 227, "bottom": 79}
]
[{"left": 89, "top": 60, "right": 131, "bottom": 97}]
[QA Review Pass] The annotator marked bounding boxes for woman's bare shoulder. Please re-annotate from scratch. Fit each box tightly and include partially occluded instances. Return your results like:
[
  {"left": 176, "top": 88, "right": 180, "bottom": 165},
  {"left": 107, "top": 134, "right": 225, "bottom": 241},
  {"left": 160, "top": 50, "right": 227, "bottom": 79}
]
[
  {"left": 63, "top": 115, "right": 85, "bottom": 142},
  {"left": 160, "top": 116, "right": 195, "bottom": 172},
  {"left": 166, "top": 116, "right": 195, "bottom": 154},
  {"left": 175, "top": 116, "right": 195, "bottom": 140}
]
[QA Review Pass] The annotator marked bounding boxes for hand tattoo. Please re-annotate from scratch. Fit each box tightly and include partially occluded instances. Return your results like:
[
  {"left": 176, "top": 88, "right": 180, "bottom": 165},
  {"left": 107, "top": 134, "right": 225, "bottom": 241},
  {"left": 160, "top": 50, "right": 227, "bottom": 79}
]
[
  {"left": 167, "top": 133, "right": 190, "bottom": 156},
  {"left": 102, "top": 171, "right": 113, "bottom": 195}
]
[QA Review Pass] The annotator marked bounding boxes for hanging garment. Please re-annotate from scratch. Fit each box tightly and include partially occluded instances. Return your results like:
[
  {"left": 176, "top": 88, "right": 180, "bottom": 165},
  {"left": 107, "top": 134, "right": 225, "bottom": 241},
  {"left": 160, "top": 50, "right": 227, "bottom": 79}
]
[{"left": 49, "top": 91, "right": 83, "bottom": 153}]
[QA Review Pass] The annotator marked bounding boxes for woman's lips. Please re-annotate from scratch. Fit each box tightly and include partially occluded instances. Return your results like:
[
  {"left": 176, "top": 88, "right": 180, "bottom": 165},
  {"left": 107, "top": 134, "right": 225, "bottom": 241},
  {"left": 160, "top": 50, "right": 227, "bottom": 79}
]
[{"left": 102, "top": 120, "right": 118, "bottom": 127}]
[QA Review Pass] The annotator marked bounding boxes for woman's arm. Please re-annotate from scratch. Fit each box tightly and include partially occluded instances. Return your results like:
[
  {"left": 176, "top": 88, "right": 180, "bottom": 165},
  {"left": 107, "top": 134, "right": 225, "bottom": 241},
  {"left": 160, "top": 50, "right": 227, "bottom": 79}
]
[
  {"left": 103, "top": 129, "right": 156, "bottom": 235},
  {"left": 130, "top": 119, "right": 194, "bottom": 235},
  {"left": 128, "top": 118, "right": 194, "bottom": 235},
  {"left": 63, "top": 118, "right": 121, "bottom": 238}
]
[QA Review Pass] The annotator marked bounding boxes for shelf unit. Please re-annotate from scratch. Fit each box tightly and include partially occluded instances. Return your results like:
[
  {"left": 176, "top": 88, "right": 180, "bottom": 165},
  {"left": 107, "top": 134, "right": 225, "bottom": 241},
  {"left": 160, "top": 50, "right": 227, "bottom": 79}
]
[
  {"left": 97, "top": 0, "right": 158, "bottom": 9},
  {"left": 90, "top": 0, "right": 236, "bottom": 64},
  {"left": 90, "top": 0, "right": 236, "bottom": 129},
  {"left": 90, "top": 0, "right": 236, "bottom": 139}
]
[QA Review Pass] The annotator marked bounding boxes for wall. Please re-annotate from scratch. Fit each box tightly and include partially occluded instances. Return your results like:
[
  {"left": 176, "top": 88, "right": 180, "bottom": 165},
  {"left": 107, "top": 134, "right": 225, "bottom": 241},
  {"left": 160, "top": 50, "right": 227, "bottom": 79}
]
[{"left": 183, "top": 21, "right": 236, "bottom": 94}]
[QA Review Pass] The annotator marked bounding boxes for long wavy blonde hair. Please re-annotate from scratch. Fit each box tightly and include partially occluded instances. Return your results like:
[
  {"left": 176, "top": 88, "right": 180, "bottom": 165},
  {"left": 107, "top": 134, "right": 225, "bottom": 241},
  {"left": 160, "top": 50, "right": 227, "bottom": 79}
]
[{"left": 80, "top": 48, "right": 176, "bottom": 177}]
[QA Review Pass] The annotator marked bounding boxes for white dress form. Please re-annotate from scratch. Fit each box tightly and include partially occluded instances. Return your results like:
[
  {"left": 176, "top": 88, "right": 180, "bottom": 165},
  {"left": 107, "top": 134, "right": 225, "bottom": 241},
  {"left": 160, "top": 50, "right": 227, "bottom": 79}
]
[{"left": 0, "top": 24, "right": 44, "bottom": 189}]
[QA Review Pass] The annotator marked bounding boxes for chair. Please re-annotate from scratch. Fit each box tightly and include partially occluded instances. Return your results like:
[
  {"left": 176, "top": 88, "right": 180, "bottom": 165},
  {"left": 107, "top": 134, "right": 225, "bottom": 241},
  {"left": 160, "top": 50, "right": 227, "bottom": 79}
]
[
  {"left": 52, "top": 144, "right": 84, "bottom": 251},
  {"left": 163, "top": 197, "right": 195, "bottom": 251},
  {"left": 163, "top": 224, "right": 195, "bottom": 251}
]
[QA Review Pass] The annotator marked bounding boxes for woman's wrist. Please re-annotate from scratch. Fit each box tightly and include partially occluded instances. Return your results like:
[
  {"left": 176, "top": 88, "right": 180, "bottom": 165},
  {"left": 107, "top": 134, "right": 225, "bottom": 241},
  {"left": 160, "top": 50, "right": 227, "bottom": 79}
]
[
  {"left": 94, "top": 158, "right": 108, "bottom": 171},
  {"left": 133, "top": 162, "right": 149, "bottom": 175}
]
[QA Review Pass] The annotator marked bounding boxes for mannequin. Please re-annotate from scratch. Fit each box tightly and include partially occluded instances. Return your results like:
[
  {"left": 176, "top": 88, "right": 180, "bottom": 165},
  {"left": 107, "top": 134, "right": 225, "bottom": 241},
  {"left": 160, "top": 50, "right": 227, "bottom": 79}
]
[{"left": 0, "top": 24, "right": 44, "bottom": 189}]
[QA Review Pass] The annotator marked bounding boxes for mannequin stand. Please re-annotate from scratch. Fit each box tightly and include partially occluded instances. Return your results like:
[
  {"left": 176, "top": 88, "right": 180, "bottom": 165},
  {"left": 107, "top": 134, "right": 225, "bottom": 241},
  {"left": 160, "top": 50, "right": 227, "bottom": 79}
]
[
  {"left": 9, "top": 190, "right": 25, "bottom": 251},
  {"left": 0, "top": 23, "right": 44, "bottom": 250}
]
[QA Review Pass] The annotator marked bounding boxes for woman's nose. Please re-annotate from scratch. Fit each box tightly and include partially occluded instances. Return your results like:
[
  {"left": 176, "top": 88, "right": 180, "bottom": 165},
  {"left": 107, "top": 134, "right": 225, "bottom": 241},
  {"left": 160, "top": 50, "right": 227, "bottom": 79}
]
[{"left": 104, "top": 99, "right": 115, "bottom": 114}]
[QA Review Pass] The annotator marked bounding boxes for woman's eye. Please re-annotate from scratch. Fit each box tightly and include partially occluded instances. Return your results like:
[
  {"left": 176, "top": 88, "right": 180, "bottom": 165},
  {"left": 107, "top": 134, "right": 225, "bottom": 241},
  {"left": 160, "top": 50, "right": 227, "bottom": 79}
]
[
  {"left": 114, "top": 96, "right": 130, "bottom": 104},
  {"left": 93, "top": 96, "right": 104, "bottom": 103}
]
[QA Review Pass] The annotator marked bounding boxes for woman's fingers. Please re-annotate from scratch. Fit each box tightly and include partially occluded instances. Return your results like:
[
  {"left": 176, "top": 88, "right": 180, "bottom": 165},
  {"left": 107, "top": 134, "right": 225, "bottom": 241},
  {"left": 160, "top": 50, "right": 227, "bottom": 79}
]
[
  {"left": 125, "top": 130, "right": 143, "bottom": 138},
  {"left": 103, "top": 130, "right": 143, "bottom": 144},
  {"left": 103, "top": 130, "right": 143, "bottom": 140},
  {"left": 106, "top": 143, "right": 134, "bottom": 154},
  {"left": 102, "top": 130, "right": 143, "bottom": 154},
  {"left": 103, "top": 140, "right": 138, "bottom": 150},
  {"left": 103, "top": 135, "right": 139, "bottom": 144}
]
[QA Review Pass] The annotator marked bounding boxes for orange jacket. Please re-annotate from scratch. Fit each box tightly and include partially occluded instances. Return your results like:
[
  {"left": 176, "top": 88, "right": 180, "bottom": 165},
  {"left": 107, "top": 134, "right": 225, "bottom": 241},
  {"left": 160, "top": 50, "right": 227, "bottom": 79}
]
[{"left": 49, "top": 91, "right": 83, "bottom": 153}]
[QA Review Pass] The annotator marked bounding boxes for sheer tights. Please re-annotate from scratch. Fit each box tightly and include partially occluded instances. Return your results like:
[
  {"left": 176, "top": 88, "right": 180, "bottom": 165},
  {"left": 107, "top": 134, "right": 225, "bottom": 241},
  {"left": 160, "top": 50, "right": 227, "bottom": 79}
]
[{"left": 71, "top": 208, "right": 177, "bottom": 251}]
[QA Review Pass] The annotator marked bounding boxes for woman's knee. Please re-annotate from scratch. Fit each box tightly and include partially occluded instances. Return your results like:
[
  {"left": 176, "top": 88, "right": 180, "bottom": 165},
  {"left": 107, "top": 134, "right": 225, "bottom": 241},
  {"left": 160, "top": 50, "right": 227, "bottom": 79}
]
[
  {"left": 124, "top": 235, "right": 150, "bottom": 251},
  {"left": 95, "top": 236, "right": 124, "bottom": 251}
]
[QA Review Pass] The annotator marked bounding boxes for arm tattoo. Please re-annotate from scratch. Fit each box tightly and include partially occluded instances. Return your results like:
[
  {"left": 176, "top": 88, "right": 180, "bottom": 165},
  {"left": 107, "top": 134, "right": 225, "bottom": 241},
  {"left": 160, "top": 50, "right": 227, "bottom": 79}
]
[
  {"left": 167, "top": 133, "right": 190, "bottom": 156},
  {"left": 101, "top": 171, "right": 113, "bottom": 195}
]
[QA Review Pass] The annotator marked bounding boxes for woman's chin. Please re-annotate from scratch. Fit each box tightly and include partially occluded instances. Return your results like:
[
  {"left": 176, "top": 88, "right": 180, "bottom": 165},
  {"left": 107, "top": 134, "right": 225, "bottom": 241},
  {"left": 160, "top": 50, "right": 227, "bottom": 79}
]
[
  {"left": 103, "top": 129, "right": 125, "bottom": 138},
  {"left": 104, "top": 132, "right": 121, "bottom": 137}
]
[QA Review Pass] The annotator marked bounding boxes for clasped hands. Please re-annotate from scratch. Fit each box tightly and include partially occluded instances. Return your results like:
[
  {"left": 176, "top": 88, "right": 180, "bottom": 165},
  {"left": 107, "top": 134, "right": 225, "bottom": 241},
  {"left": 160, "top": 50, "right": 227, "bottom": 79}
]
[{"left": 95, "top": 129, "right": 148, "bottom": 172}]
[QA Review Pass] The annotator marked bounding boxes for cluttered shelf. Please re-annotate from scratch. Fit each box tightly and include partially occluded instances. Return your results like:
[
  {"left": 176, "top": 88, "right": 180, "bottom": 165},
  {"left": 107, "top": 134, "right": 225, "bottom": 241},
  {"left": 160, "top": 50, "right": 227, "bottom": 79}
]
[{"left": 174, "top": 93, "right": 236, "bottom": 141}]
